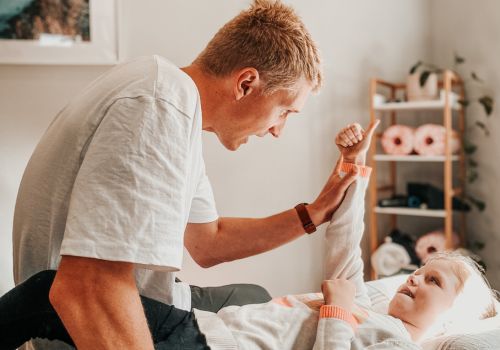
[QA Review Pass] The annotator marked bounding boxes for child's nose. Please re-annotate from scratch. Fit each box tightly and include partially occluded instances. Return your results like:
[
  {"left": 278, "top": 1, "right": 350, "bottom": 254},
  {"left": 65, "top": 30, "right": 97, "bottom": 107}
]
[{"left": 408, "top": 274, "right": 418, "bottom": 286}]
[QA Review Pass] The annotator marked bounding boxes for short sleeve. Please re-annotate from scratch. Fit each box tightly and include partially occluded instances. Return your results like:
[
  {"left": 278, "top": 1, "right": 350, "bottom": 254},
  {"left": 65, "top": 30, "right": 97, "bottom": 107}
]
[
  {"left": 60, "top": 96, "right": 193, "bottom": 271},
  {"left": 188, "top": 172, "right": 218, "bottom": 223}
]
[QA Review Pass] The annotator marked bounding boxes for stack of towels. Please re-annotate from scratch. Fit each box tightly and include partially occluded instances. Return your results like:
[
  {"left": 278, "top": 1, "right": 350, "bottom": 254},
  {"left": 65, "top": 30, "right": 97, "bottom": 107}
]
[{"left": 381, "top": 124, "right": 460, "bottom": 156}]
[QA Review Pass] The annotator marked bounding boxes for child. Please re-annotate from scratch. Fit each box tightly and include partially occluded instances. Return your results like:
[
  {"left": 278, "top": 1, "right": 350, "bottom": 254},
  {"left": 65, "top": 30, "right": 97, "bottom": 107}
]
[{"left": 0, "top": 121, "right": 497, "bottom": 349}]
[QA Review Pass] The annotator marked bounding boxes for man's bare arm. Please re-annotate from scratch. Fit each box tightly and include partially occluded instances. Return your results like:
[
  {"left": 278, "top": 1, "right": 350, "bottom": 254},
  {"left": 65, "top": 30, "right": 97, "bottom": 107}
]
[
  {"left": 49, "top": 256, "right": 154, "bottom": 350},
  {"left": 186, "top": 121, "right": 380, "bottom": 268},
  {"left": 185, "top": 156, "right": 359, "bottom": 268}
]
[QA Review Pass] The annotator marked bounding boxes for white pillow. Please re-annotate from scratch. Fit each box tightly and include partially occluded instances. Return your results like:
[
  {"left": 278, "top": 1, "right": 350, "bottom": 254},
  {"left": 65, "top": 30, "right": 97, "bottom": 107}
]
[{"left": 366, "top": 274, "right": 407, "bottom": 313}]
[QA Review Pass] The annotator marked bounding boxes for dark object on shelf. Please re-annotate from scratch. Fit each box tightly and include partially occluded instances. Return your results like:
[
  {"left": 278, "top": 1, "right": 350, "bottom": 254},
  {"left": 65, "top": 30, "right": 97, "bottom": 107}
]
[
  {"left": 378, "top": 195, "right": 407, "bottom": 207},
  {"left": 407, "top": 183, "right": 471, "bottom": 211},
  {"left": 389, "top": 229, "right": 420, "bottom": 265},
  {"left": 378, "top": 195, "right": 421, "bottom": 208},
  {"left": 387, "top": 98, "right": 403, "bottom": 103}
]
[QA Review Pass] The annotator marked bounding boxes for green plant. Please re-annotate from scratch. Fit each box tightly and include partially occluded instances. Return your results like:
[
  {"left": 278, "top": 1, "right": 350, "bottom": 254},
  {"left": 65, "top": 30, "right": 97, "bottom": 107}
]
[
  {"left": 409, "top": 61, "right": 443, "bottom": 86},
  {"left": 409, "top": 57, "right": 494, "bottom": 119},
  {"left": 409, "top": 54, "right": 495, "bottom": 212}
]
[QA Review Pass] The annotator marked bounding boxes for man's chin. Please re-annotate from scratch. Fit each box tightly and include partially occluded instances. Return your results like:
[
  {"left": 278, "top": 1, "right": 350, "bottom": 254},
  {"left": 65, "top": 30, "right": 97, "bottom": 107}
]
[
  {"left": 223, "top": 138, "right": 248, "bottom": 151},
  {"left": 221, "top": 140, "right": 242, "bottom": 151}
]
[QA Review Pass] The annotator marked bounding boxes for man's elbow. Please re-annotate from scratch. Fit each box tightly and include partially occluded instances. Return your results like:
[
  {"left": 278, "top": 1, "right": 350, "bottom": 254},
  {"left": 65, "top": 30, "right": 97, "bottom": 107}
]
[
  {"left": 190, "top": 251, "right": 222, "bottom": 269},
  {"left": 49, "top": 273, "right": 73, "bottom": 313}
]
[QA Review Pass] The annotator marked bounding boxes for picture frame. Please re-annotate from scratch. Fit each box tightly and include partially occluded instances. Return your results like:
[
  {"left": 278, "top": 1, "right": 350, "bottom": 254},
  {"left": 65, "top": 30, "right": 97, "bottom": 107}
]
[{"left": 0, "top": 0, "right": 118, "bottom": 65}]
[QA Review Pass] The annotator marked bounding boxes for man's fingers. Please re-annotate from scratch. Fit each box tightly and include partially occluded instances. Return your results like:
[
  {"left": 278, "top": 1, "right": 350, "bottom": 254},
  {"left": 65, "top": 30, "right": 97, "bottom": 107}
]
[
  {"left": 338, "top": 166, "right": 358, "bottom": 189},
  {"left": 334, "top": 154, "right": 344, "bottom": 174}
]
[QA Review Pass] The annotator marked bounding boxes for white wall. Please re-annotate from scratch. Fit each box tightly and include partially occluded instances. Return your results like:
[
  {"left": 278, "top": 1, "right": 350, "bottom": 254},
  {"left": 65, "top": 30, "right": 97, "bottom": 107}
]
[
  {"left": 430, "top": 0, "right": 500, "bottom": 289},
  {"left": 0, "top": 0, "right": 431, "bottom": 296}
]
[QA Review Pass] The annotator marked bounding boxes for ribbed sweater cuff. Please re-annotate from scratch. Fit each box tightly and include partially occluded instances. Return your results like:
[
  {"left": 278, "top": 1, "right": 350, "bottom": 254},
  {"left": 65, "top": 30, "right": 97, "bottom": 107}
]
[
  {"left": 320, "top": 305, "right": 358, "bottom": 331},
  {"left": 341, "top": 162, "right": 371, "bottom": 177}
]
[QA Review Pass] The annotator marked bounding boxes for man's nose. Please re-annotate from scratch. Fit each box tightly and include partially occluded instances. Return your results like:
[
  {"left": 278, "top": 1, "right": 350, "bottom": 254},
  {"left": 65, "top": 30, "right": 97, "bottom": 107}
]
[{"left": 269, "top": 119, "right": 287, "bottom": 138}]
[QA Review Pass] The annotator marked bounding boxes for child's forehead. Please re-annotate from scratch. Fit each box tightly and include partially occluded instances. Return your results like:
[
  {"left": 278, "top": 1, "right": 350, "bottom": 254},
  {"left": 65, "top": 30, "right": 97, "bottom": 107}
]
[
  {"left": 422, "top": 259, "right": 463, "bottom": 287},
  {"left": 423, "top": 258, "right": 454, "bottom": 272}
]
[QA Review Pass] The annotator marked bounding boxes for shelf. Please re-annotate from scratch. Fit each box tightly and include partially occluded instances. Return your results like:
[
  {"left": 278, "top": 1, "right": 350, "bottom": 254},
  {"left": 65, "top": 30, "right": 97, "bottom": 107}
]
[
  {"left": 374, "top": 154, "right": 460, "bottom": 162},
  {"left": 374, "top": 100, "right": 461, "bottom": 111},
  {"left": 369, "top": 73, "right": 465, "bottom": 280},
  {"left": 374, "top": 206, "right": 446, "bottom": 218}
]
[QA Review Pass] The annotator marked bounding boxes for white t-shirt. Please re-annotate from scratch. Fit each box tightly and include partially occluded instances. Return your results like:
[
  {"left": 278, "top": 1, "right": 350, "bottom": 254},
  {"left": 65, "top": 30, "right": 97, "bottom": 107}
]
[{"left": 13, "top": 56, "right": 218, "bottom": 316}]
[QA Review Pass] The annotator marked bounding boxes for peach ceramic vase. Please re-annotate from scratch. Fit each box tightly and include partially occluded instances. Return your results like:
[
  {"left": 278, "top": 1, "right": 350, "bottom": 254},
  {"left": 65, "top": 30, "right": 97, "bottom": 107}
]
[{"left": 406, "top": 72, "right": 438, "bottom": 101}]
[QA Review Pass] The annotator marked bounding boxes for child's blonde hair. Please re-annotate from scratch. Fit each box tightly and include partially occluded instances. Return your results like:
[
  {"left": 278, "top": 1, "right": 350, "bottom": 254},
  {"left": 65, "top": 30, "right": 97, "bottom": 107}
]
[
  {"left": 194, "top": 0, "right": 322, "bottom": 95},
  {"left": 425, "top": 251, "right": 498, "bottom": 337}
]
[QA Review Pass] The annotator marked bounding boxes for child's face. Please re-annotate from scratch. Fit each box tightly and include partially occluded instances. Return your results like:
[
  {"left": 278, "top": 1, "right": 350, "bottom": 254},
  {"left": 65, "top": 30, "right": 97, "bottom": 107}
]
[{"left": 388, "top": 259, "right": 461, "bottom": 329}]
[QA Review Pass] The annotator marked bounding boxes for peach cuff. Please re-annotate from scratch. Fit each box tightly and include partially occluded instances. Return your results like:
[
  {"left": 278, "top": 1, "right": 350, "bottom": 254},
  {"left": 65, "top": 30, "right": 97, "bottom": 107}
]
[
  {"left": 319, "top": 305, "right": 358, "bottom": 331},
  {"left": 341, "top": 162, "right": 372, "bottom": 178}
]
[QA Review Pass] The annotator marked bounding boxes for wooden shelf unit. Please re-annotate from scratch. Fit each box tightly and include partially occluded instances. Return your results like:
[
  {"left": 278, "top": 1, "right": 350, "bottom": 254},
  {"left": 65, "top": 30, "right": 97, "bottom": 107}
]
[{"left": 368, "top": 71, "right": 467, "bottom": 280}]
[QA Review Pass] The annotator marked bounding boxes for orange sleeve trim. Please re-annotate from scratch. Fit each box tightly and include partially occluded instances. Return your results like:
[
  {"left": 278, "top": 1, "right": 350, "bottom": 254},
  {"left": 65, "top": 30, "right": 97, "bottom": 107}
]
[
  {"left": 340, "top": 162, "right": 372, "bottom": 178},
  {"left": 320, "top": 305, "right": 358, "bottom": 331}
]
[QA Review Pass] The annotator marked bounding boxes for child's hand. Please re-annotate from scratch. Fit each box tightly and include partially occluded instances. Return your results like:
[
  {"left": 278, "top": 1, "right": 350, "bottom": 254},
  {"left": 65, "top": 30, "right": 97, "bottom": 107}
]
[
  {"left": 335, "top": 120, "right": 380, "bottom": 164},
  {"left": 321, "top": 279, "right": 356, "bottom": 312}
]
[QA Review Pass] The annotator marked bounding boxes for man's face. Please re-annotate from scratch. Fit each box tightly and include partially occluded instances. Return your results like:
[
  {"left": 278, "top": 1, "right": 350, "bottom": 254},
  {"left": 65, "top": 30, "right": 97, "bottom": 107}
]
[
  {"left": 215, "top": 78, "right": 312, "bottom": 151},
  {"left": 388, "top": 259, "right": 461, "bottom": 330}
]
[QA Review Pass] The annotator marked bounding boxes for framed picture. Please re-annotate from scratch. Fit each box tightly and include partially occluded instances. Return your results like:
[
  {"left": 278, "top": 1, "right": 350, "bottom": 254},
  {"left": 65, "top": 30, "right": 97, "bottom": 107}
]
[{"left": 0, "top": 0, "right": 118, "bottom": 65}]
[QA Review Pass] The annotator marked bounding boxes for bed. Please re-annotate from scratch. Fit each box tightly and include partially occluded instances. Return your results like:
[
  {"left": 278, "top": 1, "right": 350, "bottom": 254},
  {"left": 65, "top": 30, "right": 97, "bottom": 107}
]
[{"left": 366, "top": 274, "right": 500, "bottom": 350}]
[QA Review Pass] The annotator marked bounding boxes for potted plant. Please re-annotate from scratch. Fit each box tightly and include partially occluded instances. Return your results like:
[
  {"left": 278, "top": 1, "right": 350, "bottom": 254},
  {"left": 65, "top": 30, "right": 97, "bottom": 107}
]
[
  {"left": 408, "top": 54, "right": 495, "bottom": 255},
  {"left": 407, "top": 55, "right": 495, "bottom": 211},
  {"left": 407, "top": 61, "right": 442, "bottom": 101},
  {"left": 408, "top": 53, "right": 495, "bottom": 205}
]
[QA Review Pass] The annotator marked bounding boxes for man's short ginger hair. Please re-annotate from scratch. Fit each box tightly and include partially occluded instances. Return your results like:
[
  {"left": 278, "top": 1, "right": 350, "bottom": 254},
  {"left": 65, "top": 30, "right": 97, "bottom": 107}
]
[{"left": 195, "top": 0, "right": 322, "bottom": 94}]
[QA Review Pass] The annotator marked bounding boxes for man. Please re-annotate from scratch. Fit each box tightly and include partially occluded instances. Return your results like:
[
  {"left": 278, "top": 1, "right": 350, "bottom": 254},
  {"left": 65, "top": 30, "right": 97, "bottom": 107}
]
[{"left": 12, "top": 1, "right": 358, "bottom": 349}]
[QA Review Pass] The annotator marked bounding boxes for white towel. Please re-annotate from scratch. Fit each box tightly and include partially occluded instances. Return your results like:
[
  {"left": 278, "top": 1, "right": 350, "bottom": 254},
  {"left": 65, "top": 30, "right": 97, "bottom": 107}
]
[
  {"left": 371, "top": 237, "right": 411, "bottom": 276},
  {"left": 414, "top": 124, "right": 460, "bottom": 156},
  {"left": 381, "top": 125, "right": 415, "bottom": 155}
]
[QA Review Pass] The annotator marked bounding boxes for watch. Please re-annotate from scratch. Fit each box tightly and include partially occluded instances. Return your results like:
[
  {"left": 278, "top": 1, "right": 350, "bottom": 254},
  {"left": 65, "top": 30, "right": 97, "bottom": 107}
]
[{"left": 294, "top": 203, "right": 317, "bottom": 234}]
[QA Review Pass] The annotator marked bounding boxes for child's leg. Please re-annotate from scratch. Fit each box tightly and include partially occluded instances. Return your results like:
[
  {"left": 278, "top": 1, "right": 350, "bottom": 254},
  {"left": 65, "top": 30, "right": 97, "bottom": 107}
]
[{"left": 0, "top": 270, "right": 73, "bottom": 350}]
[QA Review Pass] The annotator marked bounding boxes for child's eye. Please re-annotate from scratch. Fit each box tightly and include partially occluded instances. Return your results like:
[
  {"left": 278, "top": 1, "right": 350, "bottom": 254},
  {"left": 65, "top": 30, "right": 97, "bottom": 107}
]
[{"left": 429, "top": 276, "right": 440, "bottom": 286}]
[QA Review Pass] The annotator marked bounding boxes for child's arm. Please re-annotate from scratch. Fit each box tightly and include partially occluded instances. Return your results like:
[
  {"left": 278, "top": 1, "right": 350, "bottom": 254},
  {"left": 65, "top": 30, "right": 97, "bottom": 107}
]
[
  {"left": 323, "top": 120, "right": 379, "bottom": 307},
  {"left": 313, "top": 121, "right": 379, "bottom": 350},
  {"left": 323, "top": 161, "right": 371, "bottom": 307}
]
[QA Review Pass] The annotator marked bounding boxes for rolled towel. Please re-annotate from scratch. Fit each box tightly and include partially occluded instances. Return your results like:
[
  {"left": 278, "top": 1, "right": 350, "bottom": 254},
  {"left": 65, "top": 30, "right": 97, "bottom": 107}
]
[
  {"left": 381, "top": 125, "right": 415, "bottom": 155},
  {"left": 371, "top": 237, "right": 411, "bottom": 276},
  {"left": 415, "top": 229, "right": 460, "bottom": 263},
  {"left": 414, "top": 124, "right": 460, "bottom": 156}
]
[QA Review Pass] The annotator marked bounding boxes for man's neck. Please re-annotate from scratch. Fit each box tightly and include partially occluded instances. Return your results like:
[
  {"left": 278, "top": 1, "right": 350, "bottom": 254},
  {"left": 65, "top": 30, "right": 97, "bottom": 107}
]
[{"left": 180, "top": 64, "right": 220, "bottom": 132}]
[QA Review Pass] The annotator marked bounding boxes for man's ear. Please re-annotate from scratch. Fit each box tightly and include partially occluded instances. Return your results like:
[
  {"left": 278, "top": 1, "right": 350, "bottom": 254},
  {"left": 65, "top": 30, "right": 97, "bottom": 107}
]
[{"left": 234, "top": 68, "right": 260, "bottom": 100}]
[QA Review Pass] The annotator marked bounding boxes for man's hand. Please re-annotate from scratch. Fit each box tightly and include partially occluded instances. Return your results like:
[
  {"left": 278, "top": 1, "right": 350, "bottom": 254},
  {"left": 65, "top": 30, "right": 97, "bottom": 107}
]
[
  {"left": 322, "top": 279, "right": 356, "bottom": 311},
  {"left": 307, "top": 156, "right": 358, "bottom": 226},
  {"left": 335, "top": 120, "right": 380, "bottom": 165}
]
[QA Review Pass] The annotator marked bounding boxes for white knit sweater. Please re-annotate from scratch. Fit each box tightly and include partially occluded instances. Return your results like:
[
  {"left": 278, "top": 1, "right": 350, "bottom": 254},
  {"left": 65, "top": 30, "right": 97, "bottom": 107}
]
[{"left": 194, "top": 166, "right": 421, "bottom": 350}]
